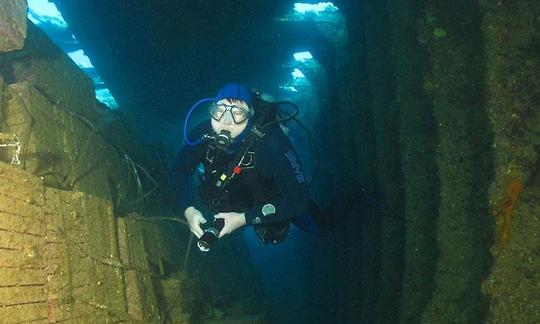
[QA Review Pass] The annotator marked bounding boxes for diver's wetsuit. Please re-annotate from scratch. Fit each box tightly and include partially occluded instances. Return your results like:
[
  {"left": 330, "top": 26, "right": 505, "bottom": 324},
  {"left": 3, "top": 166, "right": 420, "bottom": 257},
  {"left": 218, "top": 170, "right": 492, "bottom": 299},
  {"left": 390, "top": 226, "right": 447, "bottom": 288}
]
[{"left": 169, "top": 121, "right": 311, "bottom": 243}]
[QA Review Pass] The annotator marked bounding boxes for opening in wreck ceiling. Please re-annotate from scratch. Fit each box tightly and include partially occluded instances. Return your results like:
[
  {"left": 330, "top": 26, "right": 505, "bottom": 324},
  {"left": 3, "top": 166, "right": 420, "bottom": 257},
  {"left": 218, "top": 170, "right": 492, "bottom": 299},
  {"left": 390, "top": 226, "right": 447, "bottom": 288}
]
[{"left": 27, "top": 0, "right": 119, "bottom": 109}]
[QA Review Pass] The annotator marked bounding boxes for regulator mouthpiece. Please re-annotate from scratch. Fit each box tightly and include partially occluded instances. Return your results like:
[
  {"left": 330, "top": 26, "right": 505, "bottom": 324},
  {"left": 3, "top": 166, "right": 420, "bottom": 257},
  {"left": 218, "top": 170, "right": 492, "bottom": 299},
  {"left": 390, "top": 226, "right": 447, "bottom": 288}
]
[{"left": 215, "top": 130, "right": 231, "bottom": 148}]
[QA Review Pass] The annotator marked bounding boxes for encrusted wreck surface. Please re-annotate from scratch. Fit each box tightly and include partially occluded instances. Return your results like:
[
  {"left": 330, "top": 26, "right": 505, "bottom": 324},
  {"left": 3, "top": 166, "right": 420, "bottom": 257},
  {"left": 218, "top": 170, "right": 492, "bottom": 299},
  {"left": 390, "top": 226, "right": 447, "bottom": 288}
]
[
  {"left": 343, "top": 1, "right": 540, "bottom": 323},
  {"left": 0, "top": 0, "right": 27, "bottom": 52},
  {"left": 479, "top": 1, "right": 540, "bottom": 322},
  {"left": 0, "top": 161, "right": 161, "bottom": 322},
  {"left": 0, "top": 19, "right": 181, "bottom": 323}
]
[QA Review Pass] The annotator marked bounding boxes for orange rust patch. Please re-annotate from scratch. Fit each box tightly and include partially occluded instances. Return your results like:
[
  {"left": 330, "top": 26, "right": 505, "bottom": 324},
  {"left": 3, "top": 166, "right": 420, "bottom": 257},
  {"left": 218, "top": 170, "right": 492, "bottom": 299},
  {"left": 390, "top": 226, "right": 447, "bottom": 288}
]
[{"left": 493, "top": 179, "right": 524, "bottom": 247}]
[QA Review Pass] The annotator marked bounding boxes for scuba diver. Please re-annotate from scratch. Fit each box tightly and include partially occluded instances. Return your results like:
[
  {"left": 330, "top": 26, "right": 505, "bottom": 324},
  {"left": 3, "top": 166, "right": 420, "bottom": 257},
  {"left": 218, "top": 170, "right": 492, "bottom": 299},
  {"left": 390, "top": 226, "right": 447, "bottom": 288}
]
[{"left": 169, "top": 83, "right": 325, "bottom": 250}]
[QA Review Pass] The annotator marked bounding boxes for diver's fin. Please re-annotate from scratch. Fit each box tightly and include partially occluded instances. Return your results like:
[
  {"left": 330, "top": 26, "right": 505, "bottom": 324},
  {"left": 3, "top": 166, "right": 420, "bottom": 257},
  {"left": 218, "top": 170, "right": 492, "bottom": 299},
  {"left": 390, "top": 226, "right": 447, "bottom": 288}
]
[
  {"left": 293, "top": 189, "right": 382, "bottom": 236},
  {"left": 292, "top": 209, "right": 321, "bottom": 235},
  {"left": 291, "top": 200, "right": 331, "bottom": 236}
]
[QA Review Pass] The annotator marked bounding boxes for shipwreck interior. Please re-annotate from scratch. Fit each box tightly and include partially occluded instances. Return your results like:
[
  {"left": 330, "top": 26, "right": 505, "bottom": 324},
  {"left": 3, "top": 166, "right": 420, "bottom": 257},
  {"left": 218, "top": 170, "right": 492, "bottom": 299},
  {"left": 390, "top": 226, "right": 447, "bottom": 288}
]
[{"left": 1, "top": 0, "right": 539, "bottom": 323}]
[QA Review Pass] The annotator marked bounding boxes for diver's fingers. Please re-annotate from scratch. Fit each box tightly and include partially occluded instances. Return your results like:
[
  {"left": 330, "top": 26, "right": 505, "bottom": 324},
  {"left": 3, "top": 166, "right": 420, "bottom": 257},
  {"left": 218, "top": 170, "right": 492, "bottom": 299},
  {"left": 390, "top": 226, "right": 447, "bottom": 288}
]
[
  {"left": 218, "top": 227, "right": 225, "bottom": 238},
  {"left": 214, "top": 214, "right": 228, "bottom": 238},
  {"left": 218, "top": 228, "right": 229, "bottom": 238},
  {"left": 196, "top": 213, "right": 207, "bottom": 224},
  {"left": 192, "top": 224, "right": 204, "bottom": 238}
]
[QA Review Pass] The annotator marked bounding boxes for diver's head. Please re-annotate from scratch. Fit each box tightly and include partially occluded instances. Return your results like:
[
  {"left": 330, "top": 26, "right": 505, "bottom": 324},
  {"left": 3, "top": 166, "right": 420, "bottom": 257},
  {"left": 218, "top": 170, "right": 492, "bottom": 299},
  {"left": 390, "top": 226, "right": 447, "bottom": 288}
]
[{"left": 210, "top": 83, "right": 253, "bottom": 139}]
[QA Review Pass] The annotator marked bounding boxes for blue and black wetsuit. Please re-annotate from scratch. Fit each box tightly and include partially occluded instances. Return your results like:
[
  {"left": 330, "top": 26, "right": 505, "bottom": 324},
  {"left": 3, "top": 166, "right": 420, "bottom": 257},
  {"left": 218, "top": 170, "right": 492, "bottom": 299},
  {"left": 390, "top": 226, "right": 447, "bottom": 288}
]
[{"left": 169, "top": 121, "right": 314, "bottom": 243}]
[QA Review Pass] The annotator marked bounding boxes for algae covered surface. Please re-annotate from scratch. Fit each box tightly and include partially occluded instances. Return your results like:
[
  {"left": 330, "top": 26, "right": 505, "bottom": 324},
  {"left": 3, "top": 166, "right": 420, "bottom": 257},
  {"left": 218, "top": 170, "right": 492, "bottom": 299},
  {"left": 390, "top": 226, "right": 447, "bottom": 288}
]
[
  {"left": 479, "top": 1, "right": 540, "bottom": 322},
  {"left": 344, "top": 0, "right": 540, "bottom": 323}
]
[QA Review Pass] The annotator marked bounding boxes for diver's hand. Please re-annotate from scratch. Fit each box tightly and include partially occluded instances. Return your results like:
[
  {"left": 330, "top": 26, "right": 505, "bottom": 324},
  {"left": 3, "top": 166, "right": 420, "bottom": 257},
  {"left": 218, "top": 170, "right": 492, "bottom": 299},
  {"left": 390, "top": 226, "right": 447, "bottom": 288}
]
[
  {"left": 214, "top": 212, "right": 246, "bottom": 238},
  {"left": 184, "top": 207, "right": 207, "bottom": 238}
]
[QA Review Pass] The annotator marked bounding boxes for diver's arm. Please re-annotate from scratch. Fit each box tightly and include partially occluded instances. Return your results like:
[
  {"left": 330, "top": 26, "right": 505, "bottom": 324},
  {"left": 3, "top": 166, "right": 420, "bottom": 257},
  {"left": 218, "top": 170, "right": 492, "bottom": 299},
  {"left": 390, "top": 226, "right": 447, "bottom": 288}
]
[
  {"left": 245, "top": 128, "right": 309, "bottom": 225},
  {"left": 169, "top": 145, "right": 200, "bottom": 214},
  {"left": 168, "top": 122, "right": 209, "bottom": 214}
]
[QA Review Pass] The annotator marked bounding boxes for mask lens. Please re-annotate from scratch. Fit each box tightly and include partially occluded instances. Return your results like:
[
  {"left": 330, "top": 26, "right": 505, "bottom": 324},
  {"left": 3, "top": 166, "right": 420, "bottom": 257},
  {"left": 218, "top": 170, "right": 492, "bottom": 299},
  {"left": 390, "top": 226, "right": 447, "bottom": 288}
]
[
  {"left": 209, "top": 104, "right": 226, "bottom": 121},
  {"left": 231, "top": 106, "right": 248, "bottom": 124}
]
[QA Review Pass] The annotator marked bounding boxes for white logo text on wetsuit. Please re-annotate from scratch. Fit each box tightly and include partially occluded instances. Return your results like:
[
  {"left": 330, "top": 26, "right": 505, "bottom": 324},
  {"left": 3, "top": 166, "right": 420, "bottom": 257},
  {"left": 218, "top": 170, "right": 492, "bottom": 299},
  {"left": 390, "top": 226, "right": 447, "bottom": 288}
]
[{"left": 284, "top": 150, "right": 306, "bottom": 184}]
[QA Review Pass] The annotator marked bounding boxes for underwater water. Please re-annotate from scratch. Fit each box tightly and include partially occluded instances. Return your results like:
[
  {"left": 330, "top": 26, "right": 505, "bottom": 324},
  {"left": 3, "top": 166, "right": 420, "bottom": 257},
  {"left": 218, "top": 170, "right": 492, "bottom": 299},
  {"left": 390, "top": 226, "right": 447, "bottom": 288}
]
[{"left": 1, "top": 0, "right": 540, "bottom": 323}]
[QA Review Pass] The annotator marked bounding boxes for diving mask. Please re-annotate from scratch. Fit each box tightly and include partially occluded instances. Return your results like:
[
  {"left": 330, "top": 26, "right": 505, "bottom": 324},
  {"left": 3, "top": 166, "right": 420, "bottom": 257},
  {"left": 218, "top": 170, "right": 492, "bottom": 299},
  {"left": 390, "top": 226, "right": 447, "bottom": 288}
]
[{"left": 209, "top": 102, "right": 251, "bottom": 125}]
